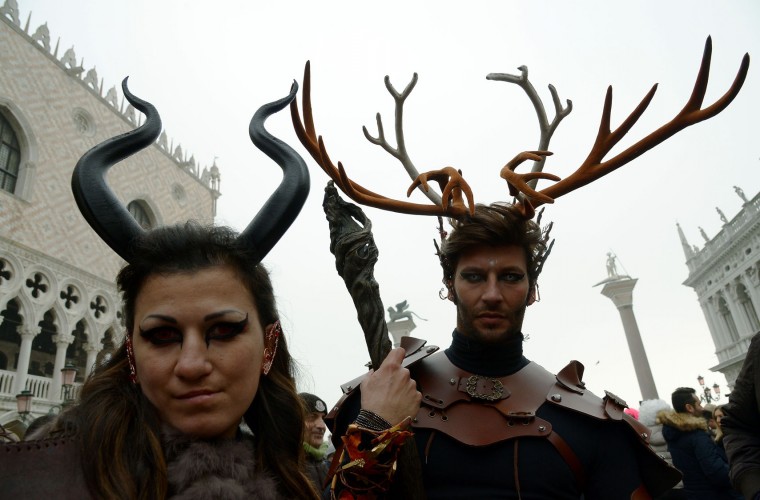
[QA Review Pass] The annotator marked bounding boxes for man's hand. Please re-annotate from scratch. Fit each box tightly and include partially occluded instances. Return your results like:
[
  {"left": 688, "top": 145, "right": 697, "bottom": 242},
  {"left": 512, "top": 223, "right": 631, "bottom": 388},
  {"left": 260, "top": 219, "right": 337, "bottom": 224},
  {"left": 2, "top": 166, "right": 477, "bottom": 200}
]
[{"left": 360, "top": 347, "right": 422, "bottom": 425}]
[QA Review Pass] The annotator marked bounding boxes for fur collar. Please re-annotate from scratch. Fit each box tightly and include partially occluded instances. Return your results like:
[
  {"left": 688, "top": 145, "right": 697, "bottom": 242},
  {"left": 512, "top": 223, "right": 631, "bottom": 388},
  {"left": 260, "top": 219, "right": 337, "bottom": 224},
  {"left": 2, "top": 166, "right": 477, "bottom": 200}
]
[
  {"left": 162, "top": 427, "right": 282, "bottom": 499},
  {"left": 657, "top": 410, "right": 708, "bottom": 432}
]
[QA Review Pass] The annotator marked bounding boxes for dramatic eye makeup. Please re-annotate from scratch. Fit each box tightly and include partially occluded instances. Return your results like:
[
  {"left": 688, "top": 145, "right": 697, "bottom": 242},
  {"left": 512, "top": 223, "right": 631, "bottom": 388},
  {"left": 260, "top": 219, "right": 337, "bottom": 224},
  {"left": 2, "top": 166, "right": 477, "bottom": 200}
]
[
  {"left": 205, "top": 312, "right": 249, "bottom": 343},
  {"left": 139, "top": 315, "right": 181, "bottom": 345},
  {"left": 138, "top": 311, "right": 249, "bottom": 346}
]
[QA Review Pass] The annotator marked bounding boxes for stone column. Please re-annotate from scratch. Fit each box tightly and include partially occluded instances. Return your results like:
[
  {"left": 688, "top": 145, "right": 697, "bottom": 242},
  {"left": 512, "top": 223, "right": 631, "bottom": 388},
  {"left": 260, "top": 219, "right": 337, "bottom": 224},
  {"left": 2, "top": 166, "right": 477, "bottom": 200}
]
[
  {"left": 387, "top": 319, "right": 416, "bottom": 347},
  {"left": 740, "top": 272, "right": 760, "bottom": 315},
  {"left": 13, "top": 325, "right": 40, "bottom": 394},
  {"left": 725, "top": 284, "right": 752, "bottom": 338},
  {"left": 84, "top": 342, "right": 100, "bottom": 378},
  {"left": 51, "top": 333, "right": 74, "bottom": 402},
  {"left": 599, "top": 277, "right": 659, "bottom": 401},
  {"left": 700, "top": 299, "right": 724, "bottom": 349},
  {"left": 703, "top": 295, "right": 732, "bottom": 350}
]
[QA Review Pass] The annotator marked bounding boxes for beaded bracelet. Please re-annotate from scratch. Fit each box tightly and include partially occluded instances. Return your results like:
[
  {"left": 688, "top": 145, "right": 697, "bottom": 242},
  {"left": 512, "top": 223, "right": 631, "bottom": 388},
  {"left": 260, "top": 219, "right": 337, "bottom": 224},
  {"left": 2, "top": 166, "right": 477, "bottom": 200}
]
[{"left": 354, "top": 409, "right": 393, "bottom": 432}]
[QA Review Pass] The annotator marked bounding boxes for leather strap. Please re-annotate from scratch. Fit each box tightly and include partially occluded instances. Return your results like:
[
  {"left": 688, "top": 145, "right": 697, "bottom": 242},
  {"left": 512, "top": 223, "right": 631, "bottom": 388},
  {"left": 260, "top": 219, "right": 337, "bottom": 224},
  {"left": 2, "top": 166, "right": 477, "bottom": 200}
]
[
  {"left": 545, "top": 430, "right": 586, "bottom": 490},
  {"left": 0, "top": 436, "right": 91, "bottom": 499}
]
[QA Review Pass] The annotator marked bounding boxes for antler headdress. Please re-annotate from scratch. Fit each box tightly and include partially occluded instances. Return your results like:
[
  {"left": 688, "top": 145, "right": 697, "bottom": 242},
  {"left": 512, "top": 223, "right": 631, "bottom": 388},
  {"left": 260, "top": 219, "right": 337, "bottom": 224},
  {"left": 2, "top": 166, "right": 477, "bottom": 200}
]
[
  {"left": 291, "top": 37, "right": 748, "bottom": 220},
  {"left": 72, "top": 78, "right": 309, "bottom": 263}
]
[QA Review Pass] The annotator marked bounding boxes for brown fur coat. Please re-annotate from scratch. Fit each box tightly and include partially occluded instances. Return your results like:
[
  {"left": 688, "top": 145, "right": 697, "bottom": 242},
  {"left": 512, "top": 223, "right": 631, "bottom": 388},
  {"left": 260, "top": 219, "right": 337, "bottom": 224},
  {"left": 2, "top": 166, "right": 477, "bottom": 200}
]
[{"left": 161, "top": 429, "right": 283, "bottom": 500}]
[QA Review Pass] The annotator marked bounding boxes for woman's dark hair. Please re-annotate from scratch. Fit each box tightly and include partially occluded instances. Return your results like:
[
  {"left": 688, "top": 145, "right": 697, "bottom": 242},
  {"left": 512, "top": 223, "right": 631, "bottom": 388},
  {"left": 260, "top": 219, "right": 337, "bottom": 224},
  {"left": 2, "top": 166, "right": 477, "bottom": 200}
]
[{"left": 53, "top": 222, "right": 317, "bottom": 499}]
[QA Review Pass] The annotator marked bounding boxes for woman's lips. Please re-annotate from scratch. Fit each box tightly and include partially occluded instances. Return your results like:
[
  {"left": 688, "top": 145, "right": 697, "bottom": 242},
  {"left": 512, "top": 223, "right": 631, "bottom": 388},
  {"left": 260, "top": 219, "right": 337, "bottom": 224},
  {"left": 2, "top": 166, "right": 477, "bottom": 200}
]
[{"left": 177, "top": 390, "right": 217, "bottom": 401}]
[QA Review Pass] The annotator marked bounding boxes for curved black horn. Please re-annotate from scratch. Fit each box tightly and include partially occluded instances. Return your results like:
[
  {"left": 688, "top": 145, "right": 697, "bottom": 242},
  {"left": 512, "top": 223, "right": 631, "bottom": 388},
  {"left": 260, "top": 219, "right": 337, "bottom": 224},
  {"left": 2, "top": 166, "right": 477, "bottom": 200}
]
[
  {"left": 71, "top": 77, "right": 161, "bottom": 261},
  {"left": 242, "top": 81, "right": 310, "bottom": 263}
]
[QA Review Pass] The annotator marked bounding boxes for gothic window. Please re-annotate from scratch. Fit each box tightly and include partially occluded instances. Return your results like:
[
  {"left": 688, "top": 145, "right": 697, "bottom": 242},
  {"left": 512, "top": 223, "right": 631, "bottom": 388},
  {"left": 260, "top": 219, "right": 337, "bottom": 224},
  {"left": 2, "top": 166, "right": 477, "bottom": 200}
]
[
  {"left": 0, "top": 112, "right": 21, "bottom": 194},
  {"left": 127, "top": 200, "right": 154, "bottom": 229}
]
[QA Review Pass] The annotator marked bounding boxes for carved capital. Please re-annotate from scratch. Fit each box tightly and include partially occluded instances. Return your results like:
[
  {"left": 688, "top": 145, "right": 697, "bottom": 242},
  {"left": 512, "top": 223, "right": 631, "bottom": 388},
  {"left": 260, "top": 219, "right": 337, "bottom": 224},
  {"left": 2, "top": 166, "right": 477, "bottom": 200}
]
[
  {"left": 16, "top": 324, "right": 41, "bottom": 338},
  {"left": 53, "top": 333, "right": 75, "bottom": 346}
]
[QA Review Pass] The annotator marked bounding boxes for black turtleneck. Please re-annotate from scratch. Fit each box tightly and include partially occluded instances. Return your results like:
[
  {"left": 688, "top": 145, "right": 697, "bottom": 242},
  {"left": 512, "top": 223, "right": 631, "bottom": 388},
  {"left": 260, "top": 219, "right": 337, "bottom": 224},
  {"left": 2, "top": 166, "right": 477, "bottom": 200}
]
[{"left": 444, "top": 329, "right": 530, "bottom": 377}]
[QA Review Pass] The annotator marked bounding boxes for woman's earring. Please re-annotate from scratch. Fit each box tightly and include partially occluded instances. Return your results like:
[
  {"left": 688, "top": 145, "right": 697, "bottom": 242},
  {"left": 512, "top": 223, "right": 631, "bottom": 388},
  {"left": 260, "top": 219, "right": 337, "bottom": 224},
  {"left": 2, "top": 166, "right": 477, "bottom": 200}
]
[
  {"left": 125, "top": 335, "right": 138, "bottom": 385},
  {"left": 262, "top": 321, "right": 282, "bottom": 376}
]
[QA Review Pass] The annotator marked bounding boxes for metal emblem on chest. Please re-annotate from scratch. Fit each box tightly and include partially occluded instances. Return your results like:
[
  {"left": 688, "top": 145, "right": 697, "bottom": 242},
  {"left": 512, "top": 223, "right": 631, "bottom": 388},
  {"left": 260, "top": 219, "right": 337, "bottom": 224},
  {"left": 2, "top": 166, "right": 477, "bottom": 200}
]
[{"left": 465, "top": 375, "right": 505, "bottom": 401}]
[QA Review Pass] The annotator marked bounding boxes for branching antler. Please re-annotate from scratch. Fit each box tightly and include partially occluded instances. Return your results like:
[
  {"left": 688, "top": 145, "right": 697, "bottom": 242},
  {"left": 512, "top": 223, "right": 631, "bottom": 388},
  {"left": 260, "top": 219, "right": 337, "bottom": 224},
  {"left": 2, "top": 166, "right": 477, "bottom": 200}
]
[
  {"left": 487, "top": 65, "right": 573, "bottom": 185},
  {"left": 362, "top": 74, "right": 443, "bottom": 206},
  {"left": 291, "top": 61, "right": 474, "bottom": 217},
  {"left": 293, "top": 37, "right": 749, "bottom": 221},
  {"left": 509, "top": 36, "right": 750, "bottom": 217}
]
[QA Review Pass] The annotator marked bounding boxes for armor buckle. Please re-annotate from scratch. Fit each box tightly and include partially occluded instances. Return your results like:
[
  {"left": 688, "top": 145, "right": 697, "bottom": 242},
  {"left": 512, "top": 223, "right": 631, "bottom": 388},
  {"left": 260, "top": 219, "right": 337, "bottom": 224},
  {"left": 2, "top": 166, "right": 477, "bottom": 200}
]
[{"left": 466, "top": 375, "right": 504, "bottom": 401}]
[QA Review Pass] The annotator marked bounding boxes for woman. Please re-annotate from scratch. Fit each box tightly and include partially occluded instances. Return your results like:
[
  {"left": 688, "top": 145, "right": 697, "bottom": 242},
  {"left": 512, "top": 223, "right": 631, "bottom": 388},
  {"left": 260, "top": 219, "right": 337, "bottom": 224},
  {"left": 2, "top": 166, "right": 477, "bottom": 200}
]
[
  {"left": 6, "top": 79, "right": 318, "bottom": 499},
  {"left": 713, "top": 405, "right": 727, "bottom": 448}
]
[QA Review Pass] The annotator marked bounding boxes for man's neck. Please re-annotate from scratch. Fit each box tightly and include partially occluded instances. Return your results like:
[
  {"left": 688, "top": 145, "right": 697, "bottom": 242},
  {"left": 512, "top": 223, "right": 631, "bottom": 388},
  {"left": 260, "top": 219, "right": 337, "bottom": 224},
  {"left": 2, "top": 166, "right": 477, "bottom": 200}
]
[{"left": 445, "top": 329, "right": 529, "bottom": 377}]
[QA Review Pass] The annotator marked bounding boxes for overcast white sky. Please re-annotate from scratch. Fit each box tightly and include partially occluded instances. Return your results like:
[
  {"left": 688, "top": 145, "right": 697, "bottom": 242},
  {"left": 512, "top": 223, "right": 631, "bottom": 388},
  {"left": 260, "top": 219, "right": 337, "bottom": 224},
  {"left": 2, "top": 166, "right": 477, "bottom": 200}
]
[{"left": 19, "top": 0, "right": 760, "bottom": 412}]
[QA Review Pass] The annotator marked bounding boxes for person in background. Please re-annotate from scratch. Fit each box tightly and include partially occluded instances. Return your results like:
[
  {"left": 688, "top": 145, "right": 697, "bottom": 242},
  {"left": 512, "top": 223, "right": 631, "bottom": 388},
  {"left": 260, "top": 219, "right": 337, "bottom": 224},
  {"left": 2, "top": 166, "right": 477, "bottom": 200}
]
[
  {"left": 660, "top": 387, "right": 742, "bottom": 500},
  {"left": 704, "top": 403, "right": 718, "bottom": 438},
  {"left": 639, "top": 399, "right": 686, "bottom": 500},
  {"left": 300, "top": 392, "right": 331, "bottom": 491},
  {"left": 713, "top": 405, "right": 727, "bottom": 449},
  {"left": 722, "top": 331, "right": 760, "bottom": 500}
]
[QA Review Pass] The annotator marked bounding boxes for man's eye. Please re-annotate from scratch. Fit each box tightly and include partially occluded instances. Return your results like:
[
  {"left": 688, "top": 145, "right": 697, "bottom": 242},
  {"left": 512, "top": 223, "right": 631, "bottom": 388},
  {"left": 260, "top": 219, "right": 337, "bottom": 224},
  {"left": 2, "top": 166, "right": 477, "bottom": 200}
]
[
  {"left": 460, "top": 273, "right": 484, "bottom": 283},
  {"left": 140, "top": 327, "right": 182, "bottom": 345},
  {"left": 206, "top": 317, "right": 248, "bottom": 342},
  {"left": 500, "top": 273, "right": 525, "bottom": 282}
]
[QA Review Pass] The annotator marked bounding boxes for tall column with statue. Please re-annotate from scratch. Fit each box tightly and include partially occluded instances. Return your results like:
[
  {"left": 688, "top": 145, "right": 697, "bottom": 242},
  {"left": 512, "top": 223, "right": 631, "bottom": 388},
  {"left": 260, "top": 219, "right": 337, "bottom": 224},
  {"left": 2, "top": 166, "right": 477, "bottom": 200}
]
[
  {"left": 595, "top": 253, "right": 659, "bottom": 401},
  {"left": 386, "top": 300, "right": 427, "bottom": 346}
]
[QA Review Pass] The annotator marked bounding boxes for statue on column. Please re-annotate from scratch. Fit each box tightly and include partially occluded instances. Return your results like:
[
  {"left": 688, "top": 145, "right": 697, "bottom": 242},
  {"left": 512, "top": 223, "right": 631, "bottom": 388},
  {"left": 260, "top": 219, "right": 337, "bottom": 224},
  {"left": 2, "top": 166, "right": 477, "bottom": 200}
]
[
  {"left": 606, "top": 252, "right": 619, "bottom": 279},
  {"left": 387, "top": 300, "right": 427, "bottom": 323}
]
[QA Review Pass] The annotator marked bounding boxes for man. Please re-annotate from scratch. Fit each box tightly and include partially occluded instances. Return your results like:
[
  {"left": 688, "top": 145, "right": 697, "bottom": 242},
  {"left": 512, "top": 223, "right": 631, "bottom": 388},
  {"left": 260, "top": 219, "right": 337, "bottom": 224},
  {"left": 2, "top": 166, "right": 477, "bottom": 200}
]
[
  {"left": 660, "top": 387, "right": 741, "bottom": 500},
  {"left": 330, "top": 203, "right": 680, "bottom": 499},
  {"left": 299, "top": 392, "right": 330, "bottom": 491},
  {"left": 722, "top": 331, "right": 760, "bottom": 500}
]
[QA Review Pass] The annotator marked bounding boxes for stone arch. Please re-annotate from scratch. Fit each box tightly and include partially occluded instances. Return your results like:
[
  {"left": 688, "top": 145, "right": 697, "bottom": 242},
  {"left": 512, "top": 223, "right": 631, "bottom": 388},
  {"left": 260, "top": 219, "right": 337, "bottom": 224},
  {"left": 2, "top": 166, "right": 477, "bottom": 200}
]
[
  {"left": 95, "top": 326, "right": 117, "bottom": 367},
  {"left": 0, "top": 298, "right": 22, "bottom": 371},
  {"left": 88, "top": 289, "right": 117, "bottom": 324},
  {"left": 21, "top": 264, "right": 58, "bottom": 311},
  {"left": 0, "top": 252, "right": 24, "bottom": 305},
  {"left": 57, "top": 277, "right": 88, "bottom": 318},
  {"left": 32, "top": 309, "right": 58, "bottom": 378},
  {"left": 717, "top": 293, "right": 740, "bottom": 342},
  {"left": 66, "top": 319, "right": 89, "bottom": 382},
  {"left": 735, "top": 280, "right": 760, "bottom": 333}
]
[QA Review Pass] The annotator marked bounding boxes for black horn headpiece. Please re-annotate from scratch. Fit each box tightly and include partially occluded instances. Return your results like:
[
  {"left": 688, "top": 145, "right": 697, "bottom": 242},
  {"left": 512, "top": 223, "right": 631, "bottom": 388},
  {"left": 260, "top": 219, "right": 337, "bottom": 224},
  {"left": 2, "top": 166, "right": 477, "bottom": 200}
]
[{"left": 72, "top": 78, "right": 309, "bottom": 263}]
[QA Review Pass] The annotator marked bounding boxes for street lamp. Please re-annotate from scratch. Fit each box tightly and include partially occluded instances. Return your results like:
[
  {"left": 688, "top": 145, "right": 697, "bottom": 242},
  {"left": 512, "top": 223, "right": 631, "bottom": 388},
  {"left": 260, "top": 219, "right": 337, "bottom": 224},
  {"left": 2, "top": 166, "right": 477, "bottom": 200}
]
[
  {"left": 697, "top": 375, "right": 721, "bottom": 404},
  {"left": 61, "top": 363, "right": 78, "bottom": 406},
  {"left": 15, "top": 389, "right": 33, "bottom": 422}
]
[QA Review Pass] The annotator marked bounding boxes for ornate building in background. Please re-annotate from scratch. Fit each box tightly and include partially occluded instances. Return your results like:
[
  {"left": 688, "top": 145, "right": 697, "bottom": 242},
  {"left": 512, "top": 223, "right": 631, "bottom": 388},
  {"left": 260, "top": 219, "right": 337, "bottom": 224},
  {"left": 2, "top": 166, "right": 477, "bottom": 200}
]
[
  {"left": 679, "top": 187, "right": 760, "bottom": 388},
  {"left": 0, "top": 0, "right": 220, "bottom": 433}
]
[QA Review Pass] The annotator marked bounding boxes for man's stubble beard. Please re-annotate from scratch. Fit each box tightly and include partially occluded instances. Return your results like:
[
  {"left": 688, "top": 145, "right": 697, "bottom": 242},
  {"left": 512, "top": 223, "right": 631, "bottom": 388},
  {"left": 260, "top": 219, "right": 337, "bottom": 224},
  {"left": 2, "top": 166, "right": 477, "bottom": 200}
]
[{"left": 455, "top": 300, "right": 528, "bottom": 345}]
